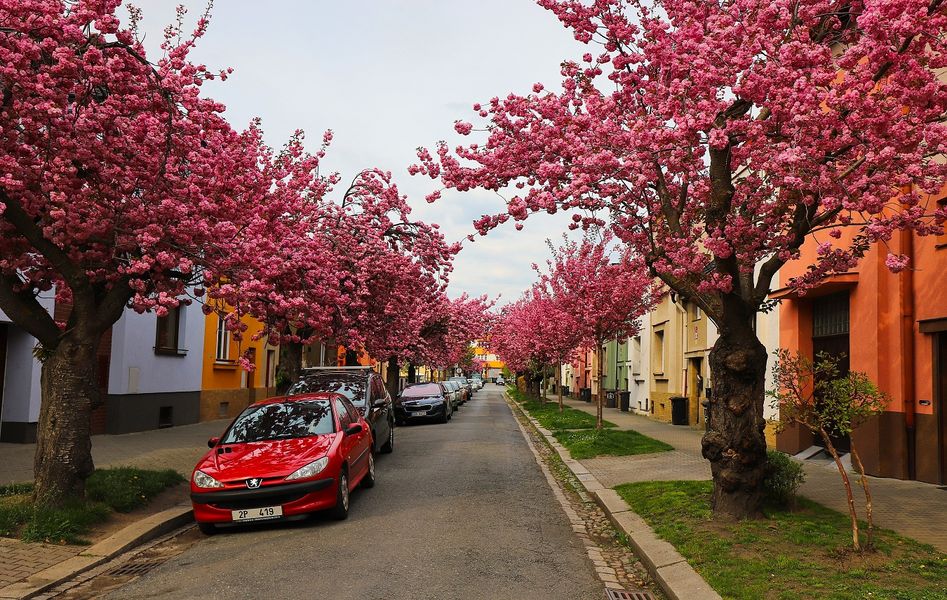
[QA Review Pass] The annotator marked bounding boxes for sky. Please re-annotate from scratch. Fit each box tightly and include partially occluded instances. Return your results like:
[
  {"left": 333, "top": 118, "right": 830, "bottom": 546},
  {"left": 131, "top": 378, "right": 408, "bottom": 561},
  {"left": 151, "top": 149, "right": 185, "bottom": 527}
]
[{"left": 125, "top": 0, "right": 588, "bottom": 305}]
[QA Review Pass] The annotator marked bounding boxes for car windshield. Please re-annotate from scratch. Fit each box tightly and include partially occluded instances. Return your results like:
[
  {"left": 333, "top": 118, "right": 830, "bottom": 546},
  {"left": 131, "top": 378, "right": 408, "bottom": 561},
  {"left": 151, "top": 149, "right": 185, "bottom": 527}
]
[
  {"left": 286, "top": 374, "right": 367, "bottom": 406},
  {"left": 221, "top": 400, "right": 334, "bottom": 444},
  {"left": 401, "top": 384, "right": 442, "bottom": 398}
]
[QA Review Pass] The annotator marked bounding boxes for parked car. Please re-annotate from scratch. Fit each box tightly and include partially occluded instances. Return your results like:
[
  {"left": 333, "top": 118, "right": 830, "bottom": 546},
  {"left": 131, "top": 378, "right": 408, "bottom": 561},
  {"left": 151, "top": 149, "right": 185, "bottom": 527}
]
[
  {"left": 287, "top": 367, "right": 394, "bottom": 455},
  {"left": 442, "top": 380, "right": 463, "bottom": 409},
  {"left": 449, "top": 376, "right": 472, "bottom": 400},
  {"left": 394, "top": 382, "right": 452, "bottom": 424},
  {"left": 471, "top": 377, "right": 484, "bottom": 390},
  {"left": 496, "top": 376, "right": 506, "bottom": 386},
  {"left": 191, "top": 393, "right": 374, "bottom": 534}
]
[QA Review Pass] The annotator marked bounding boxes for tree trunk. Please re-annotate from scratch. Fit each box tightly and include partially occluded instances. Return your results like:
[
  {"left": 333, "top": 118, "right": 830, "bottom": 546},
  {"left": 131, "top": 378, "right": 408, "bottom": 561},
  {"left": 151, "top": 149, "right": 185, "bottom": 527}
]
[
  {"left": 33, "top": 334, "right": 100, "bottom": 507},
  {"left": 595, "top": 344, "right": 604, "bottom": 430},
  {"left": 821, "top": 430, "right": 861, "bottom": 551},
  {"left": 407, "top": 363, "right": 417, "bottom": 384},
  {"left": 558, "top": 361, "right": 564, "bottom": 413},
  {"left": 850, "top": 443, "right": 874, "bottom": 549},
  {"left": 344, "top": 348, "right": 359, "bottom": 366},
  {"left": 386, "top": 357, "right": 400, "bottom": 400},
  {"left": 276, "top": 341, "right": 303, "bottom": 395},
  {"left": 701, "top": 322, "right": 768, "bottom": 518}
]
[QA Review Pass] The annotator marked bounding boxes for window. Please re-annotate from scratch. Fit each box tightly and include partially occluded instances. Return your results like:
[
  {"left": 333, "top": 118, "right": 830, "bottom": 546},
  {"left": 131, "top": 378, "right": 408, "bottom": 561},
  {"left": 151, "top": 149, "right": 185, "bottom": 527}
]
[
  {"left": 335, "top": 399, "right": 352, "bottom": 429},
  {"left": 221, "top": 400, "right": 334, "bottom": 443},
  {"left": 692, "top": 303, "right": 702, "bottom": 321},
  {"left": 215, "top": 315, "right": 230, "bottom": 362},
  {"left": 653, "top": 330, "right": 665, "bottom": 375},
  {"left": 155, "top": 306, "right": 181, "bottom": 354}
]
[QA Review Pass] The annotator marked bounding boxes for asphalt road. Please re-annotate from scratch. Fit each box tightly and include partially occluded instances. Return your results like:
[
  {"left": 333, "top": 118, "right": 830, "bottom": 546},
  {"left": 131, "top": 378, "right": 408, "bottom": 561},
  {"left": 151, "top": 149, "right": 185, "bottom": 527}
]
[{"left": 106, "top": 387, "right": 603, "bottom": 600}]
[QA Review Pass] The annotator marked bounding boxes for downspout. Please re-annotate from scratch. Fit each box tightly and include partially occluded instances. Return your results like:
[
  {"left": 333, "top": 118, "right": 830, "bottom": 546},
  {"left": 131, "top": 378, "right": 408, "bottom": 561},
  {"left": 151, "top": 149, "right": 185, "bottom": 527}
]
[{"left": 900, "top": 228, "right": 916, "bottom": 480}]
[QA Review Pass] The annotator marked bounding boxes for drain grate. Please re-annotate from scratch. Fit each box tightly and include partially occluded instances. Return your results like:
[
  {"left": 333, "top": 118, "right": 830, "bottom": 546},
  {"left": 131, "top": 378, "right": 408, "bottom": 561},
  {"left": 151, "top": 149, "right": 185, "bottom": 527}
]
[
  {"left": 605, "top": 589, "right": 657, "bottom": 600},
  {"left": 106, "top": 558, "right": 165, "bottom": 578}
]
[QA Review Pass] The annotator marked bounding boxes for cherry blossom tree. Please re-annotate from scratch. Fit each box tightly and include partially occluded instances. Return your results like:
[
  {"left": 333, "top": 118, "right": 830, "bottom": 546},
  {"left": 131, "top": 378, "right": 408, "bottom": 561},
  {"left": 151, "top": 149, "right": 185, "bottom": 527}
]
[
  {"left": 537, "top": 235, "right": 657, "bottom": 427},
  {"left": 417, "top": 0, "right": 947, "bottom": 517}
]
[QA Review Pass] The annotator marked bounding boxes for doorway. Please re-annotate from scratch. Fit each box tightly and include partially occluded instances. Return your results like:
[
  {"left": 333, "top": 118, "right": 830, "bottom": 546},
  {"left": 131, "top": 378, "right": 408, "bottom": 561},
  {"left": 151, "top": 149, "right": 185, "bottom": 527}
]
[
  {"left": 937, "top": 332, "right": 947, "bottom": 484},
  {"left": 0, "top": 325, "right": 7, "bottom": 428},
  {"left": 812, "top": 292, "right": 851, "bottom": 453}
]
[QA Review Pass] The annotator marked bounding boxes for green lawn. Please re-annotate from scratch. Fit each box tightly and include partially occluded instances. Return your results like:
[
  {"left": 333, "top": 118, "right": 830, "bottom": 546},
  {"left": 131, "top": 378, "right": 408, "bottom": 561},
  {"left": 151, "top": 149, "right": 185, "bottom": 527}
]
[
  {"left": 615, "top": 480, "right": 947, "bottom": 600},
  {"left": 0, "top": 467, "right": 184, "bottom": 544},
  {"left": 552, "top": 428, "right": 673, "bottom": 459},
  {"left": 508, "top": 387, "right": 616, "bottom": 430}
]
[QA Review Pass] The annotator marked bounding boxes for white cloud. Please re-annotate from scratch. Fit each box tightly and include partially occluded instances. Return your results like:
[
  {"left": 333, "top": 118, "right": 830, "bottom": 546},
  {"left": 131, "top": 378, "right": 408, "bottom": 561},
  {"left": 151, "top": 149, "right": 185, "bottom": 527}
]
[{"left": 126, "top": 0, "right": 587, "bottom": 302}]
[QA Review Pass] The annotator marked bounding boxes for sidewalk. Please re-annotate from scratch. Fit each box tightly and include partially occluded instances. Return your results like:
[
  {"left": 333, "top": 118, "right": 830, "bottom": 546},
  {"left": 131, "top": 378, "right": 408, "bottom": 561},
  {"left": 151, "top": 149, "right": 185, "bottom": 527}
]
[
  {"left": 0, "top": 420, "right": 225, "bottom": 596},
  {"left": 558, "top": 396, "right": 947, "bottom": 553}
]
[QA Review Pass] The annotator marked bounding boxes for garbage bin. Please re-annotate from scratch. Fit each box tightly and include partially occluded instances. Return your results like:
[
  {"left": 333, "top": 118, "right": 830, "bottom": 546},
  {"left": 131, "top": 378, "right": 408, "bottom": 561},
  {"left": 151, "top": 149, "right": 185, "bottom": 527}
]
[
  {"left": 580, "top": 387, "right": 592, "bottom": 403},
  {"left": 671, "top": 396, "right": 689, "bottom": 425},
  {"left": 619, "top": 391, "right": 631, "bottom": 412},
  {"left": 605, "top": 389, "right": 618, "bottom": 408}
]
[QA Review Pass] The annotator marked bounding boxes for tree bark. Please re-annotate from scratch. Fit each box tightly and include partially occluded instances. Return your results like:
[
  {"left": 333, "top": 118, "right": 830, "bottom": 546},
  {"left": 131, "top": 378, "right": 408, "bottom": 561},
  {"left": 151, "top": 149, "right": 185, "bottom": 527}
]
[
  {"left": 33, "top": 334, "right": 101, "bottom": 507},
  {"left": 558, "top": 361, "right": 564, "bottom": 413},
  {"left": 821, "top": 430, "right": 861, "bottom": 551},
  {"left": 850, "top": 443, "right": 874, "bottom": 549},
  {"left": 701, "top": 320, "right": 768, "bottom": 518},
  {"left": 275, "top": 341, "right": 303, "bottom": 395},
  {"left": 407, "top": 363, "right": 417, "bottom": 384},
  {"left": 386, "top": 356, "right": 400, "bottom": 399},
  {"left": 595, "top": 344, "right": 604, "bottom": 430}
]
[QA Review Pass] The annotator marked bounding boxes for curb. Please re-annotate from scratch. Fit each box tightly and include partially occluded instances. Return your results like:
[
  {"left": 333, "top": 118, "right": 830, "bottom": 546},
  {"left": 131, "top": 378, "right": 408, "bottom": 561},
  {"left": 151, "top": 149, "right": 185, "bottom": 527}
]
[
  {"left": 0, "top": 505, "right": 193, "bottom": 600},
  {"left": 505, "top": 392, "right": 721, "bottom": 600}
]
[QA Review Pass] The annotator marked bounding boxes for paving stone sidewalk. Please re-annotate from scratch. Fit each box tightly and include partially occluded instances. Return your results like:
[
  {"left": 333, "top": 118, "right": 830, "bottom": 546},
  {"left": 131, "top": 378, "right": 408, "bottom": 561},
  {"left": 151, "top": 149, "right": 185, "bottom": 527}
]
[
  {"left": 558, "top": 396, "right": 947, "bottom": 553},
  {"left": 0, "top": 419, "right": 226, "bottom": 594}
]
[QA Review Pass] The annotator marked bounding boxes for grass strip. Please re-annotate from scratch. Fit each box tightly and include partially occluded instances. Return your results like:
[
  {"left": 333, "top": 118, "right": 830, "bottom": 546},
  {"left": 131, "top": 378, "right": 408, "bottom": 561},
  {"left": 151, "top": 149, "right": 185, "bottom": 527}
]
[
  {"left": 508, "top": 387, "right": 617, "bottom": 430},
  {"left": 615, "top": 480, "right": 947, "bottom": 600},
  {"left": 0, "top": 467, "right": 185, "bottom": 544},
  {"left": 553, "top": 428, "right": 673, "bottom": 460}
]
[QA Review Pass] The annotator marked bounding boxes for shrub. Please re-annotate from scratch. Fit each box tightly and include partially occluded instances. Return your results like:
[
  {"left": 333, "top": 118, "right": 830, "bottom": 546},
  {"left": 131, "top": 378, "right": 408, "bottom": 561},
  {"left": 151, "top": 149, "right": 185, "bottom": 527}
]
[{"left": 764, "top": 450, "right": 805, "bottom": 508}]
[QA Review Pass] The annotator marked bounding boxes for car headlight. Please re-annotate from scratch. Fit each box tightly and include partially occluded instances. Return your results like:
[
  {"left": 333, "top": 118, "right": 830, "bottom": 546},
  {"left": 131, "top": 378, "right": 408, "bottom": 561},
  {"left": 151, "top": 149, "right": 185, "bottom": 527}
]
[
  {"left": 285, "top": 456, "right": 329, "bottom": 481},
  {"left": 193, "top": 470, "right": 224, "bottom": 489}
]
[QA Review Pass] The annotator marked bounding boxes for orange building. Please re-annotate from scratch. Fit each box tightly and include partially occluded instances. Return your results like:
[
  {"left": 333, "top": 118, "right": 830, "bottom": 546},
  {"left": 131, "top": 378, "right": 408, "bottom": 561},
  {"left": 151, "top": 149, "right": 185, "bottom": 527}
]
[
  {"left": 200, "top": 310, "right": 278, "bottom": 422},
  {"left": 774, "top": 198, "right": 947, "bottom": 484}
]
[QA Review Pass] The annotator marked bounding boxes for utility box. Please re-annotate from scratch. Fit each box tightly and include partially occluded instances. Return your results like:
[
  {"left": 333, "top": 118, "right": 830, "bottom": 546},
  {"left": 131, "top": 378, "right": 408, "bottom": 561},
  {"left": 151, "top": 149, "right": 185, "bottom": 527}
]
[{"left": 671, "top": 396, "right": 689, "bottom": 425}]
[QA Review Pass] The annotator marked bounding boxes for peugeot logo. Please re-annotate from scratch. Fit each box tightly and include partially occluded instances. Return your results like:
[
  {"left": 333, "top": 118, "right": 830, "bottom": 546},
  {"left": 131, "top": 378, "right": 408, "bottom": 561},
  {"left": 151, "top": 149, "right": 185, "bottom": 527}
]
[{"left": 246, "top": 478, "right": 262, "bottom": 489}]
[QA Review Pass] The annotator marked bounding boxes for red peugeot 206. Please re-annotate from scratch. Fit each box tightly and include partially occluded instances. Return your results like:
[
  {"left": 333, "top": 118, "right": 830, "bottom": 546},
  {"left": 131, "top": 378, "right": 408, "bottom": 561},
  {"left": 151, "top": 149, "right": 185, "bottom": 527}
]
[{"left": 190, "top": 392, "right": 374, "bottom": 534}]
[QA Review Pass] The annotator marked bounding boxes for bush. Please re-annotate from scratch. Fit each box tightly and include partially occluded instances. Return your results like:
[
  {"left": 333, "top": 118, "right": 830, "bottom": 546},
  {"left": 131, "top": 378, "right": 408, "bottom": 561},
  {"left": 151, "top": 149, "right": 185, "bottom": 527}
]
[
  {"left": 86, "top": 467, "right": 185, "bottom": 513},
  {"left": 764, "top": 450, "right": 805, "bottom": 508}
]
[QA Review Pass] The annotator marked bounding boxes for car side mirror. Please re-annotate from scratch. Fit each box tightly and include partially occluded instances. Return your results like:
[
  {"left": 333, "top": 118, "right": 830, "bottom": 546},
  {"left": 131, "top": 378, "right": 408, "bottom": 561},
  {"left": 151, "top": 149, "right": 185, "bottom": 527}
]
[
  {"left": 207, "top": 437, "right": 220, "bottom": 448},
  {"left": 345, "top": 423, "right": 363, "bottom": 436}
]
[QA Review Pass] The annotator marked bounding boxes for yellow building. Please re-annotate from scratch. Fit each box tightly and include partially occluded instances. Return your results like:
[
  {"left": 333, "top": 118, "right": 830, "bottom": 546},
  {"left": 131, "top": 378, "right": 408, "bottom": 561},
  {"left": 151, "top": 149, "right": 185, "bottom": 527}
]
[{"left": 200, "top": 310, "right": 278, "bottom": 421}]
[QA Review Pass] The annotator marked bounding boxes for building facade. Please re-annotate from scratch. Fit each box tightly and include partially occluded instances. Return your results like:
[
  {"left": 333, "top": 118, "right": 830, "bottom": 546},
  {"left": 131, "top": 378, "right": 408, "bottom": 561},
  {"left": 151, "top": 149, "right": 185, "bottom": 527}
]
[
  {"left": 775, "top": 221, "right": 947, "bottom": 484},
  {"left": 0, "top": 296, "right": 53, "bottom": 443}
]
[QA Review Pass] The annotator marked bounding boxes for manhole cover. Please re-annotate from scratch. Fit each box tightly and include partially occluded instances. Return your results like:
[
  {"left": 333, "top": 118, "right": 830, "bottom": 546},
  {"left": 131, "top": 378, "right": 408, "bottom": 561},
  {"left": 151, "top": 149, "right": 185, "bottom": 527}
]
[
  {"left": 106, "top": 558, "right": 165, "bottom": 578},
  {"left": 605, "top": 589, "right": 657, "bottom": 600}
]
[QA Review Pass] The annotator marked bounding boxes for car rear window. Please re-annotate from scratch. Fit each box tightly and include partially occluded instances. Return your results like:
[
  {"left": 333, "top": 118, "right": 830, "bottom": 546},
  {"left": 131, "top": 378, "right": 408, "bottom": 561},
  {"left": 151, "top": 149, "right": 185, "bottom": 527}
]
[
  {"left": 401, "top": 384, "right": 442, "bottom": 398},
  {"left": 287, "top": 374, "right": 367, "bottom": 406},
  {"left": 221, "top": 400, "right": 334, "bottom": 443}
]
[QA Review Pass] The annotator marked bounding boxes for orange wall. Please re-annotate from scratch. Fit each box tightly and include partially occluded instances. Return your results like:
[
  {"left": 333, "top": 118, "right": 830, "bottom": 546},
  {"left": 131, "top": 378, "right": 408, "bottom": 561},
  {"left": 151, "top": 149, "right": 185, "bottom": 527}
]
[
  {"left": 780, "top": 227, "right": 946, "bottom": 417},
  {"left": 202, "top": 311, "right": 272, "bottom": 391}
]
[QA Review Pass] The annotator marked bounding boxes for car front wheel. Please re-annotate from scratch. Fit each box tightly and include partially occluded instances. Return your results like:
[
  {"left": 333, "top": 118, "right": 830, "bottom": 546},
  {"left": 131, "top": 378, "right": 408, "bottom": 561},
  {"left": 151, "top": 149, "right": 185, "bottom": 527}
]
[
  {"left": 331, "top": 469, "right": 350, "bottom": 520},
  {"left": 197, "top": 522, "right": 217, "bottom": 536}
]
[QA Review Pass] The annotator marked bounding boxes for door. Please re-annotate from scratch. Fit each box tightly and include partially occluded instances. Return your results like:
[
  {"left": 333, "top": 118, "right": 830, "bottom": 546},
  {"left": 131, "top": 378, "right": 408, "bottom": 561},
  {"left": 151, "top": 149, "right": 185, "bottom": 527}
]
[
  {"left": 812, "top": 292, "right": 851, "bottom": 453},
  {"left": 0, "top": 325, "right": 7, "bottom": 428},
  {"left": 937, "top": 333, "right": 947, "bottom": 484}
]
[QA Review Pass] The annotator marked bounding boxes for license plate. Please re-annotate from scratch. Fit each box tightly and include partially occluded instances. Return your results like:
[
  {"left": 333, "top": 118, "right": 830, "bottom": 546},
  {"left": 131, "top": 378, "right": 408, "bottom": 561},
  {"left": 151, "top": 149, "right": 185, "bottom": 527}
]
[
  {"left": 410, "top": 410, "right": 427, "bottom": 416},
  {"left": 231, "top": 506, "right": 282, "bottom": 522}
]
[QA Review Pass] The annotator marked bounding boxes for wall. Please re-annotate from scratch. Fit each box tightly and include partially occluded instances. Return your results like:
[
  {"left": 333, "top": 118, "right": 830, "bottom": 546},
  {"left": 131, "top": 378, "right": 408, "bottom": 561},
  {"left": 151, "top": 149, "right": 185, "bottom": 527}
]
[
  {"left": 0, "top": 295, "right": 54, "bottom": 442},
  {"left": 201, "top": 310, "right": 277, "bottom": 422},
  {"left": 775, "top": 221, "right": 947, "bottom": 483},
  {"left": 105, "top": 301, "right": 205, "bottom": 433}
]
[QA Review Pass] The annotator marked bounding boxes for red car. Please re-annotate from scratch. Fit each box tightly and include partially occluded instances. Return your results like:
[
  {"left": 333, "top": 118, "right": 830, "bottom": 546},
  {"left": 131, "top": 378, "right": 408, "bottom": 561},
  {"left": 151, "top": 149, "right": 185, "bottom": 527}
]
[{"left": 190, "top": 392, "right": 374, "bottom": 534}]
